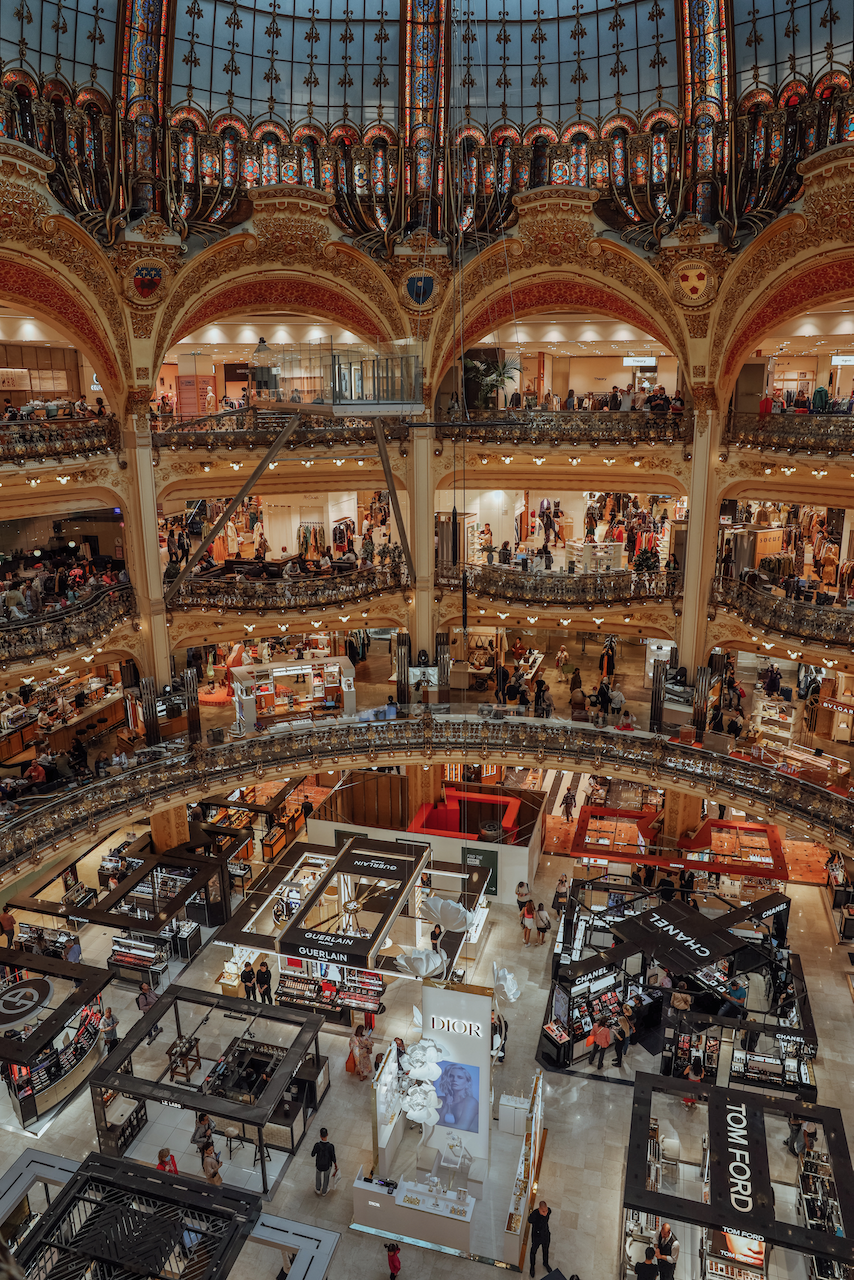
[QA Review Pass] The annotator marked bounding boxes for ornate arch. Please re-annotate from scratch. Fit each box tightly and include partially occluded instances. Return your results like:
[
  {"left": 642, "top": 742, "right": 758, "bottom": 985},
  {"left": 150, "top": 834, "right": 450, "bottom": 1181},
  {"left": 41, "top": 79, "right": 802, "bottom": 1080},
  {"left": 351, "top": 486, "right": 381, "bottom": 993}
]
[
  {"left": 717, "top": 251, "right": 854, "bottom": 396},
  {"left": 0, "top": 256, "right": 123, "bottom": 401}
]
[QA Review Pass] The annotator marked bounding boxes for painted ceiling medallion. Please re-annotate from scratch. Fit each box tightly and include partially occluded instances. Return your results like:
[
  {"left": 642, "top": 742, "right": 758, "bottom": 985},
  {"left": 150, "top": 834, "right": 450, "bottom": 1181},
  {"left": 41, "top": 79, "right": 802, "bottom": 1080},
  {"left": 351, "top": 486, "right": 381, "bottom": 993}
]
[
  {"left": 669, "top": 259, "right": 718, "bottom": 307},
  {"left": 125, "top": 257, "right": 173, "bottom": 305},
  {"left": 400, "top": 268, "right": 440, "bottom": 310}
]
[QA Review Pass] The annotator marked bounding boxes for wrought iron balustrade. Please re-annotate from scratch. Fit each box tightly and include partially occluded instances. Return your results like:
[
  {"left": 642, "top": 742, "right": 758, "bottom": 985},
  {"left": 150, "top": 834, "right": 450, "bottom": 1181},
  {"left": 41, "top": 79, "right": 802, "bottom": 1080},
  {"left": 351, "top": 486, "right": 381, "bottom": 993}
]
[
  {"left": 434, "top": 410, "right": 690, "bottom": 448},
  {"left": 714, "top": 577, "right": 854, "bottom": 649},
  {"left": 0, "top": 711, "right": 848, "bottom": 871},
  {"left": 438, "top": 562, "right": 682, "bottom": 607},
  {"left": 0, "top": 586, "right": 136, "bottom": 665},
  {"left": 152, "top": 409, "right": 410, "bottom": 453},
  {"left": 724, "top": 411, "right": 854, "bottom": 457},
  {"left": 174, "top": 566, "right": 408, "bottom": 612},
  {"left": 0, "top": 416, "right": 119, "bottom": 467}
]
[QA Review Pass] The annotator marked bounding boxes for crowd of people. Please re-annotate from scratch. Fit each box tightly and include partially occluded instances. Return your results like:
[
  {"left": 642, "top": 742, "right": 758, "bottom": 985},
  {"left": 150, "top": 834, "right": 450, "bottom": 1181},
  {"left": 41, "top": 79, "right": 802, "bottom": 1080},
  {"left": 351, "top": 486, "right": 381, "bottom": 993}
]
[
  {"left": 1, "top": 559, "right": 128, "bottom": 623},
  {"left": 2, "top": 394, "right": 109, "bottom": 422}
]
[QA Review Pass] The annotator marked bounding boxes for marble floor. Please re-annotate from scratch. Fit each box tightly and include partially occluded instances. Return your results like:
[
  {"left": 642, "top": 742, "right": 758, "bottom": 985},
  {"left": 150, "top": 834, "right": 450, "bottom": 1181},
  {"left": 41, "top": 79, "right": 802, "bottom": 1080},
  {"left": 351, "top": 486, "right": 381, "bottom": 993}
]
[{"left": 1, "top": 847, "right": 851, "bottom": 1280}]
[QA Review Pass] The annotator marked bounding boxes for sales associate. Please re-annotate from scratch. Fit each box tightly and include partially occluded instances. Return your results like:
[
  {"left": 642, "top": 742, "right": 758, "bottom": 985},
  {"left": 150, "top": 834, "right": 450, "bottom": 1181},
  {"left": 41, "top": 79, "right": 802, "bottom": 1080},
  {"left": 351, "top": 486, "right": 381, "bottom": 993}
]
[{"left": 655, "top": 1223, "right": 679, "bottom": 1280}]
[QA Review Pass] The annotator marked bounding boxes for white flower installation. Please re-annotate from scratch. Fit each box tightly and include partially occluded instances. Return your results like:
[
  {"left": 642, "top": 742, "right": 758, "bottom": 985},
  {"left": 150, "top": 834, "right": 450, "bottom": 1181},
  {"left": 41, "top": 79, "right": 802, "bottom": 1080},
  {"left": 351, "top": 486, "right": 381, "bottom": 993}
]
[
  {"left": 394, "top": 947, "right": 447, "bottom": 980},
  {"left": 398, "top": 1036, "right": 446, "bottom": 1081},
  {"left": 420, "top": 896, "right": 477, "bottom": 933},
  {"left": 492, "top": 961, "right": 521, "bottom": 1003}
]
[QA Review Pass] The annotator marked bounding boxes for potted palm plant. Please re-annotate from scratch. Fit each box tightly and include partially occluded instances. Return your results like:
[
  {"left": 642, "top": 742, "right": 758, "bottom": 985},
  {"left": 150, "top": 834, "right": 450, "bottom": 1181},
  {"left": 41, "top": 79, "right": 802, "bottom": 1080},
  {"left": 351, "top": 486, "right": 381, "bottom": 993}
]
[{"left": 463, "top": 355, "right": 524, "bottom": 411}]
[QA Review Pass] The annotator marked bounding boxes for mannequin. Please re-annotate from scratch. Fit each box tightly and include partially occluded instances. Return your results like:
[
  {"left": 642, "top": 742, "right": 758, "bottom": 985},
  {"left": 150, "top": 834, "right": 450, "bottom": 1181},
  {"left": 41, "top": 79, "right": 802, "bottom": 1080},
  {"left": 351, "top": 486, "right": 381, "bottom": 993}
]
[
  {"left": 258, "top": 640, "right": 271, "bottom": 663},
  {"left": 812, "top": 384, "right": 829, "bottom": 413},
  {"left": 205, "top": 387, "right": 216, "bottom": 413},
  {"left": 822, "top": 542, "right": 839, "bottom": 586},
  {"left": 226, "top": 520, "right": 239, "bottom": 557},
  {"left": 225, "top": 641, "right": 249, "bottom": 694},
  {"left": 253, "top": 519, "right": 266, "bottom": 552}
]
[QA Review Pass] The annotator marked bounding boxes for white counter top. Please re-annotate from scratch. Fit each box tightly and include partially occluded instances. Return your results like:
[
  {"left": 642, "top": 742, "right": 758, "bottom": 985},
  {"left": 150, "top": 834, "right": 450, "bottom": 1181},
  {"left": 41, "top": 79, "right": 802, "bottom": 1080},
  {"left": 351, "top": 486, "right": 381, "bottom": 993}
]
[{"left": 395, "top": 1179, "right": 475, "bottom": 1222}]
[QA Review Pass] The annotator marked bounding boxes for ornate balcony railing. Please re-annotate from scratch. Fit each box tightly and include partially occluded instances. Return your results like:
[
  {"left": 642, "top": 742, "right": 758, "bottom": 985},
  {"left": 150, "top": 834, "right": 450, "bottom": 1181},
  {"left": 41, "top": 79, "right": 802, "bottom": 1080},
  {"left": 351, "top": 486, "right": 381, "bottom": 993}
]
[
  {"left": 724, "top": 411, "right": 854, "bottom": 457},
  {"left": 714, "top": 577, "right": 854, "bottom": 650},
  {"left": 0, "top": 416, "right": 119, "bottom": 467},
  {"left": 174, "top": 567, "right": 408, "bottom": 613},
  {"left": 152, "top": 408, "right": 409, "bottom": 454},
  {"left": 0, "top": 711, "right": 849, "bottom": 870},
  {"left": 439, "top": 562, "right": 682, "bottom": 608},
  {"left": 434, "top": 410, "right": 690, "bottom": 449},
  {"left": 0, "top": 587, "right": 136, "bottom": 666}
]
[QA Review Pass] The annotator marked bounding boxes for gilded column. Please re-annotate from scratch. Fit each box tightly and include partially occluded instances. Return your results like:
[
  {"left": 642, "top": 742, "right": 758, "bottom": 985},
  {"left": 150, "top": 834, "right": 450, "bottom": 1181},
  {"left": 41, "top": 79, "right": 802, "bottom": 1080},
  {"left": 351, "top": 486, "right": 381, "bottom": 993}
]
[{"left": 677, "top": 384, "right": 722, "bottom": 676}]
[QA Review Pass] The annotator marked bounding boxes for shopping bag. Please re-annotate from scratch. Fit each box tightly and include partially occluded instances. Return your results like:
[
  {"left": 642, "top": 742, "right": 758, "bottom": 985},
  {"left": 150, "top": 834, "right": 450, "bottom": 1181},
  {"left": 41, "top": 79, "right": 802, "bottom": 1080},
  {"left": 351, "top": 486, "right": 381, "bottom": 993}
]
[
  {"left": 331, "top": 1169, "right": 341, "bottom": 1190},
  {"left": 585, "top": 1033, "right": 595, "bottom": 1047},
  {"left": 345, "top": 1050, "right": 357, "bottom": 1074}
]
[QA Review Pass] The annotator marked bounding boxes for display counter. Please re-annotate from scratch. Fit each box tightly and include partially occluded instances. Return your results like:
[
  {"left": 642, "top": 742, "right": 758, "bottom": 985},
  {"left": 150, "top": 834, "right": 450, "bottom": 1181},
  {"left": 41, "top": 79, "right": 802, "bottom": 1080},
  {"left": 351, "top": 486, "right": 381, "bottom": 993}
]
[
  {"left": 275, "top": 964, "right": 385, "bottom": 1025},
  {"left": 107, "top": 936, "right": 169, "bottom": 988},
  {"left": 0, "top": 679, "right": 124, "bottom": 763},
  {"left": 99, "top": 1091, "right": 148, "bottom": 1157},
  {"left": 15, "top": 924, "right": 79, "bottom": 960},
  {"left": 9, "top": 994, "right": 104, "bottom": 1129},
  {"left": 262, "top": 823, "right": 293, "bottom": 862},
  {"left": 352, "top": 1167, "right": 474, "bottom": 1251},
  {"left": 231, "top": 657, "right": 356, "bottom": 733},
  {"left": 216, "top": 946, "right": 263, "bottom": 997}
]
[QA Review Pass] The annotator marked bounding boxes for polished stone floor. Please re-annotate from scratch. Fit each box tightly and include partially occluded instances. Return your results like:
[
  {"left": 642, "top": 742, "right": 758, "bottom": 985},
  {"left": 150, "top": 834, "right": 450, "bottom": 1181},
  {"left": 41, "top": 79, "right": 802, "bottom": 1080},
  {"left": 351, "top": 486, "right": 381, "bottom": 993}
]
[{"left": 1, "top": 848, "right": 850, "bottom": 1280}]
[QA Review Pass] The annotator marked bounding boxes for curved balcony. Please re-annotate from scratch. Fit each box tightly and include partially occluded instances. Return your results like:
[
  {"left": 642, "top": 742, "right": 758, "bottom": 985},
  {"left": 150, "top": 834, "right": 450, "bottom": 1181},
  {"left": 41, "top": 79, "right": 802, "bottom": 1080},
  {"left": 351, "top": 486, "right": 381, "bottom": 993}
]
[
  {"left": 174, "top": 566, "right": 409, "bottom": 613},
  {"left": 441, "top": 563, "right": 683, "bottom": 608},
  {"left": 151, "top": 408, "right": 410, "bottom": 453},
  {"left": 435, "top": 410, "right": 691, "bottom": 450},
  {"left": 0, "top": 586, "right": 137, "bottom": 667},
  {"left": 0, "top": 416, "right": 119, "bottom": 469},
  {"left": 724, "top": 411, "right": 854, "bottom": 458},
  {"left": 0, "top": 712, "right": 849, "bottom": 870},
  {"left": 714, "top": 577, "right": 854, "bottom": 651}
]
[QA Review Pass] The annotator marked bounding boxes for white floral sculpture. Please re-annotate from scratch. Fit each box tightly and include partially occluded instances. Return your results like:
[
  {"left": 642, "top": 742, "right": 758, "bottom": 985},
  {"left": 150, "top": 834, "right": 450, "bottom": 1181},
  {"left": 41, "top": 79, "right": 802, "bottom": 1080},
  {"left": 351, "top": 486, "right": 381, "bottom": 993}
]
[
  {"left": 394, "top": 947, "right": 446, "bottom": 979},
  {"left": 401, "top": 1080, "right": 440, "bottom": 1126},
  {"left": 399, "top": 1037, "right": 446, "bottom": 1081},
  {"left": 492, "top": 961, "right": 521, "bottom": 1004},
  {"left": 421, "top": 896, "right": 477, "bottom": 933}
]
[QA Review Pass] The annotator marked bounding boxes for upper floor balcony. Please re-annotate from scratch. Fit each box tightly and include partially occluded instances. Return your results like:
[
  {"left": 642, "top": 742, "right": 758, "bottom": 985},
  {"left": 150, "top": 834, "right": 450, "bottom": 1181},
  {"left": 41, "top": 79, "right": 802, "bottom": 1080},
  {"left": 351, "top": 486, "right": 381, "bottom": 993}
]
[
  {"left": 0, "top": 586, "right": 136, "bottom": 668},
  {"left": 0, "top": 415, "right": 119, "bottom": 471},
  {"left": 713, "top": 577, "right": 854, "bottom": 653},
  {"left": 151, "top": 408, "right": 410, "bottom": 454},
  {"left": 723, "top": 411, "right": 854, "bottom": 459},
  {"left": 439, "top": 562, "right": 683, "bottom": 609},
  {"left": 434, "top": 409, "right": 691, "bottom": 452}
]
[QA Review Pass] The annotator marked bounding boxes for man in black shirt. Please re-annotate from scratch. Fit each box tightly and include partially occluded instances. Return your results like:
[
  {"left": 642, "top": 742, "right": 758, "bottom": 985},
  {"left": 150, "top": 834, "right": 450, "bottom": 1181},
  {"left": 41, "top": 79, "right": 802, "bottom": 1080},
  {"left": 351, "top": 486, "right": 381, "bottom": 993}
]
[
  {"left": 636, "top": 1246, "right": 659, "bottom": 1280},
  {"left": 311, "top": 1127, "right": 338, "bottom": 1196},
  {"left": 527, "top": 1200, "right": 551, "bottom": 1276},
  {"left": 658, "top": 875, "right": 676, "bottom": 903}
]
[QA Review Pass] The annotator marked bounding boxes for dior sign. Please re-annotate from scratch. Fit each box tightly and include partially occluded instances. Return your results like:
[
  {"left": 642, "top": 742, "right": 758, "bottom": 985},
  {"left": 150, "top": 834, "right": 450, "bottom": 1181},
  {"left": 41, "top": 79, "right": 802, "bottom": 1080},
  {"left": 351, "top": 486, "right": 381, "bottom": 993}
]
[{"left": 429, "top": 1016, "right": 483, "bottom": 1038}]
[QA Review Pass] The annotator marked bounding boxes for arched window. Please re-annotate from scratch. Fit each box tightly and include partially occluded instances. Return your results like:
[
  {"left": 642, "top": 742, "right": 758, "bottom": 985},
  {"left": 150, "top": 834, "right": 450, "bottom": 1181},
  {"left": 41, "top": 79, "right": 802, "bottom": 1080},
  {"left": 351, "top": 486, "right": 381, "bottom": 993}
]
[
  {"left": 262, "top": 138, "right": 279, "bottom": 185},
  {"left": 221, "top": 128, "right": 239, "bottom": 186},
  {"left": 569, "top": 134, "right": 588, "bottom": 186},
  {"left": 301, "top": 140, "right": 317, "bottom": 187},
  {"left": 651, "top": 130, "right": 668, "bottom": 182},
  {"left": 531, "top": 137, "right": 549, "bottom": 187},
  {"left": 499, "top": 139, "right": 512, "bottom": 192},
  {"left": 14, "top": 89, "right": 36, "bottom": 149},
  {"left": 611, "top": 129, "right": 627, "bottom": 185},
  {"left": 695, "top": 114, "right": 714, "bottom": 172},
  {"left": 179, "top": 127, "right": 196, "bottom": 182},
  {"left": 372, "top": 142, "right": 386, "bottom": 197}
]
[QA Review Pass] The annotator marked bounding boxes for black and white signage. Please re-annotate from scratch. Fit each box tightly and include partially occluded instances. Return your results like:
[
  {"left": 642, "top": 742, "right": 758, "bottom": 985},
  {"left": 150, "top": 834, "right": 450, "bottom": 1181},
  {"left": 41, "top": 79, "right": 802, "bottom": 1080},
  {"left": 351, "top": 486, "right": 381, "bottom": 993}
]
[
  {"left": 613, "top": 901, "right": 741, "bottom": 974},
  {"left": 708, "top": 1096, "right": 776, "bottom": 1229},
  {"left": 0, "top": 977, "right": 54, "bottom": 1031}
]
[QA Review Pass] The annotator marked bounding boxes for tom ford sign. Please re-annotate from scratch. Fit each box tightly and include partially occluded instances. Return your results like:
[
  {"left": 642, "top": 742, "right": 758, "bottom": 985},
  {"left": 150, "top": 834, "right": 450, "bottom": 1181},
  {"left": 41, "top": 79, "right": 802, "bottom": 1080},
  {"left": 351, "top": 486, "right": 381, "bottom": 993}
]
[{"left": 709, "top": 1096, "right": 775, "bottom": 1229}]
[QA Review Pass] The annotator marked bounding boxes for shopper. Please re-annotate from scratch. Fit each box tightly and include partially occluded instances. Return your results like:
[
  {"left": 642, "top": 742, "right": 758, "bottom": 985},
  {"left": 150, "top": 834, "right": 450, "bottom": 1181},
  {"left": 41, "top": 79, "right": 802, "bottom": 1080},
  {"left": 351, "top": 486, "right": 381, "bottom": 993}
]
[
  {"left": 612, "top": 1016, "right": 629, "bottom": 1069},
  {"left": 795, "top": 1120, "right": 817, "bottom": 1156},
  {"left": 669, "top": 982, "right": 692, "bottom": 1020},
  {"left": 555, "top": 644, "right": 570, "bottom": 681},
  {"left": 784, "top": 1114, "right": 802, "bottom": 1156},
  {"left": 527, "top": 1200, "right": 551, "bottom": 1276},
  {"left": 534, "top": 903, "right": 551, "bottom": 944},
  {"left": 201, "top": 1141, "right": 223, "bottom": 1185},
  {"left": 240, "top": 961, "right": 256, "bottom": 1000},
  {"left": 682, "top": 1055, "right": 705, "bottom": 1109},
  {"left": 100, "top": 1007, "right": 119, "bottom": 1050},
  {"left": 658, "top": 875, "right": 676, "bottom": 903},
  {"left": 678, "top": 867, "right": 695, "bottom": 903},
  {"left": 588, "top": 1018, "right": 611, "bottom": 1070},
  {"left": 561, "top": 789, "right": 575, "bottom": 823},
  {"left": 0, "top": 903, "right": 15, "bottom": 947},
  {"left": 494, "top": 662, "right": 509, "bottom": 705},
  {"left": 552, "top": 874, "right": 568, "bottom": 915},
  {"left": 643, "top": 863, "right": 656, "bottom": 888},
  {"left": 521, "top": 900, "right": 536, "bottom": 947},
  {"left": 655, "top": 1224, "right": 679, "bottom": 1280},
  {"left": 136, "top": 981, "right": 162, "bottom": 1044},
  {"left": 157, "top": 1148, "right": 178, "bottom": 1173},
  {"left": 541, "top": 684, "right": 555, "bottom": 719},
  {"left": 718, "top": 976, "right": 748, "bottom": 1019},
  {"left": 311, "top": 1126, "right": 338, "bottom": 1196},
  {"left": 430, "top": 923, "right": 442, "bottom": 952},
  {"left": 609, "top": 682, "right": 626, "bottom": 717},
  {"left": 387, "top": 1243, "right": 401, "bottom": 1280},
  {"left": 192, "top": 1113, "right": 217, "bottom": 1159},
  {"left": 516, "top": 881, "right": 533, "bottom": 914},
  {"left": 256, "top": 960, "right": 273, "bottom": 1004},
  {"left": 349, "top": 1024, "right": 374, "bottom": 1081},
  {"left": 635, "top": 1247, "right": 659, "bottom": 1280}
]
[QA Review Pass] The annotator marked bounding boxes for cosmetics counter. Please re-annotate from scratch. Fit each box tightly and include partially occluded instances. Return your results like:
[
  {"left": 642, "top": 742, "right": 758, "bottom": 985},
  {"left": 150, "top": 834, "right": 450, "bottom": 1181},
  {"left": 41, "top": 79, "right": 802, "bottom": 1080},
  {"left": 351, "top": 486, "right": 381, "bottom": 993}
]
[
  {"left": 623, "top": 1076, "right": 854, "bottom": 1280},
  {"left": 665, "top": 1025, "right": 817, "bottom": 1100},
  {"left": 7, "top": 993, "right": 104, "bottom": 1129},
  {"left": 539, "top": 956, "right": 660, "bottom": 1070},
  {"left": 110, "top": 864, "right": 226, "bottom": 929},
  {"left": 106, "top": 937, "right": 169, "bottom": 988},
  {"left": 216, "top": 945, "right": 264, "bottom": 997},
  {"left": 230, "top": 657, "right": 356, "bottom": 733},
  {"left": 275, "top": 965, "right": 386, "bottom": 1026},
  {"left": 14, "top": 924, "right": 79, "bottom": 960}
]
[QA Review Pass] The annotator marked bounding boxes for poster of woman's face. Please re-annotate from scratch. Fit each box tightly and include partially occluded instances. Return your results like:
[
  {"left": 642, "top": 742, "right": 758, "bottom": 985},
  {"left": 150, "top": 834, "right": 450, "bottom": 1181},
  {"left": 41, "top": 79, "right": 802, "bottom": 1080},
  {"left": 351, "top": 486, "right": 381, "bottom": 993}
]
[{"left": 435, "top": 1061, "right": 480, "bottom": 1134}]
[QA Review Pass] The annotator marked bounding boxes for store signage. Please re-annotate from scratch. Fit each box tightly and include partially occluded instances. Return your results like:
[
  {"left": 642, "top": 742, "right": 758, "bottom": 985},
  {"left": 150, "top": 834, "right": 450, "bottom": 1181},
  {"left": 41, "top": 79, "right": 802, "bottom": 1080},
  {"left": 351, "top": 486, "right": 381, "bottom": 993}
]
[
  {"left": 820, "top": 698, "right": 854, "bottom": 714},
  {"left": 623, "top": 356, "right": 657, "bottom": 367},
  {"left": 831, "top": 355, "right": 854, "bottom": 365},
  {"left": 161, "top": 1099, "right": 183, "bottom": 1109},
  {"left": 709, "top": 1098, "right": 775, "bottom": 1229},
  {"left": 463, "top": 845, "right": 498, "bottom": 898},
  {"left": 278, "top": 926, "right": 371, "bottom": 966},
  {"left": 335, "top": 851, "right": 413, "bottom": 880},
  {"left": 646, "top": 913, "right": 711, "bottom": 956},
  {"left": 613, "top": 902, "right": 740, "bottom": 974},
  {"left": 757, "top": 902, "right": 788, "bottom": 919},
  {"left": 0, "top": 978, "right": 53, "bottom": 1031},
  {"left": 429, "top": 1016, "right": 483, "bottom": 1038}
]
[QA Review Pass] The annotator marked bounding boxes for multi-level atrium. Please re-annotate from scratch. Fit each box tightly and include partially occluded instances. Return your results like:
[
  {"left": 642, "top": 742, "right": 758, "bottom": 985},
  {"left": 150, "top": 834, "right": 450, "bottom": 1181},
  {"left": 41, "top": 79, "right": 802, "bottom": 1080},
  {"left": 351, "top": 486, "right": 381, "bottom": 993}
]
[{"left": 0, "top": 0, "right": 854, "bottom": 1277}]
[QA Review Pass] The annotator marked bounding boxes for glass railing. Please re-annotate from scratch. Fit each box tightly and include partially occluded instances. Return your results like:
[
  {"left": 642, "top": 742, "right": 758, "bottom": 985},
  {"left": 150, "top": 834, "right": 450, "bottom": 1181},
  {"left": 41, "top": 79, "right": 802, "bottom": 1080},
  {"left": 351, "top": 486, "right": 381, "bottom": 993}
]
[
  {"left": 714, "top": 577, "right": 854, "bottom": 649},
  {"left": 0, "top": 586, "right": 136, "bottom": 665},
  {"left": 250, "top": 339, "right": 423, "bottom": 414},
  {"left": 724, "top": 410, "right": 854, "bottom": 456},
  {"left": 0, "top": 708, "right": 846, "bottom": 872},
  {"left": 439, "top": 562, "right": 683, "bottom": 606},
  {"left": 0, "top": 416, "right": 119, "bottom": 466}
]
